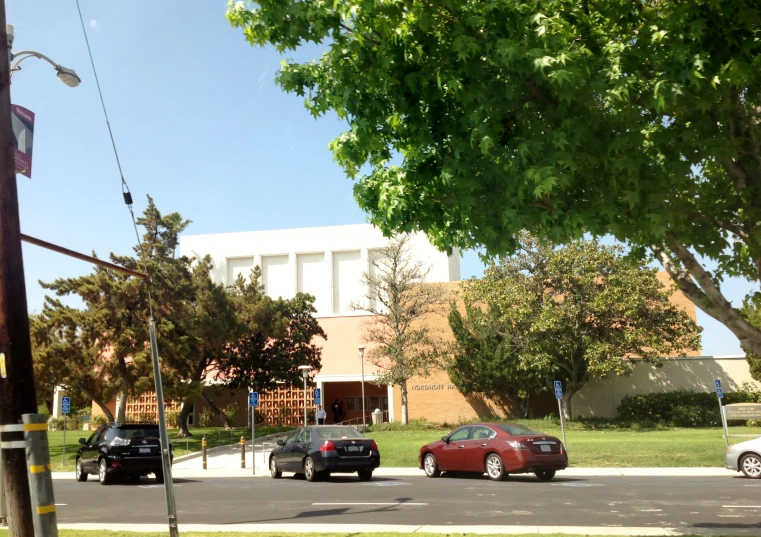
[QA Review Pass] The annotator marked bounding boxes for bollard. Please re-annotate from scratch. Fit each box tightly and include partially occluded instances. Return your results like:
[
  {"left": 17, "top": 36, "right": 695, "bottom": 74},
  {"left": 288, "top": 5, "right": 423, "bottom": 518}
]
[
  {"left": 240, "top": 436, "right": 246, "bottom": 469},
  {"left": 202, "top": 436, "right": 207, "bottom": 470},
  {"left": 23, "top": 413, "right": 59, "bottom": 537}
]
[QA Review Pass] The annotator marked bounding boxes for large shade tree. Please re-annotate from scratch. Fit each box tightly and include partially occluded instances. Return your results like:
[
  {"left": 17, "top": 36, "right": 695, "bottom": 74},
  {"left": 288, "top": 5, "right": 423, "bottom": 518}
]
[
  {"left": 228, "top": 0, "right": 761, "bottom": 360},
  {"left": 460, "top": 235, "right": 701, "bottom": 417}
]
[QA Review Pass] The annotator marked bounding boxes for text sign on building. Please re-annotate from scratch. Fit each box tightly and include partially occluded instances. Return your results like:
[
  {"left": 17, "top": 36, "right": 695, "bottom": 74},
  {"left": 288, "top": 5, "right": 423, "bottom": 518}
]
[
  {"left": 248, "top": 392, "right": 259, "bottom": 408},
  {"left": 61, "top": 397, "right": 71, "bottom": 415},
  {"left": 554, "top": 381, "right": 563, "bottom": 400},
  {"left": 313, "top": 388, "right": 321, "bottom": 405},
  {"left": 723, "top": 403, "right": 761, "bottom": 421},
  {"left": 11, "top": 104, "right": 34, "bottom": 179},
  {"left": 714, "top": 379, "right": 724, "bottom": 399}
]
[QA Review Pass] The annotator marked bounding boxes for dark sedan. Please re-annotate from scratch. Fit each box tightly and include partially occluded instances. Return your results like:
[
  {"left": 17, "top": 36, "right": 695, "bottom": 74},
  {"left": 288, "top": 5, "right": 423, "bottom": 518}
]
[
  {"left": 419, "top": 422, "right": 568, "bottom": 481},
  {"left": 269, "top": 425, "right": 380, "bottom": 482},
  {"left": 75, "top": 423, "right": 172, "bottom": 485}
]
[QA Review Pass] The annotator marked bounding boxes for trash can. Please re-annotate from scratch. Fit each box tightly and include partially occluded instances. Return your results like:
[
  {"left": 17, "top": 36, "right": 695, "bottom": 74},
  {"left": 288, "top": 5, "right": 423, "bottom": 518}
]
[{"left": 372, "top": 408, "right": 383, "bottom": 425}]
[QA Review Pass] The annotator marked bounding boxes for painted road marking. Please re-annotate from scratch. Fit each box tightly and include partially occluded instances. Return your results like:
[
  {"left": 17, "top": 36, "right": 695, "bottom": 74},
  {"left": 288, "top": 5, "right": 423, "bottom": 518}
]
[
  {"left": 312, "top": 502, "right": 428, "bottom": 506},
  {"left": 722, "top": 505, "right": 761, "bottom": 508}
]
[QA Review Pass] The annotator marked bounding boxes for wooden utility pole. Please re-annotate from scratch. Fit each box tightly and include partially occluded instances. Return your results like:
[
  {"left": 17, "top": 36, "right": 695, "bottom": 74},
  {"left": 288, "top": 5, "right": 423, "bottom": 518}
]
[{"left": 0, "top": 0, "right": 38, "bottom": 534}]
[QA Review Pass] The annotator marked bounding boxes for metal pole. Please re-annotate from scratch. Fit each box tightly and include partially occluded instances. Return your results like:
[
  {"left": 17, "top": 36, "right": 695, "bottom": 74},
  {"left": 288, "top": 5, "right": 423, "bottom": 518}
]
[
  {"left": 557, "top": 399, "right": 568, "bottom": 452},
  {"left": 361, "top": 355, "right": 366, "bottom": 427},
  {"left": 251, "top": 409, "right": 256, "bottom": 476},
  {"left": 148, "top": 319, "right": 179, "bottom": 537},
  {"left": 202, "top": 437, "right": 207, "bottom": 470},
  {"left": 0, "top": 441, "right": 6, "bottom": 526},
  {"left": 240, "top": 436, "right": 245, "bottom": 469},
  {"left": 718, "top": 396, "right": 729, "bottom": 448},
  {"left": 303, "top": 376, "right": 307, "bottom": 427},
  {"left": 0, "top": 11, "right": 38, "bottom": 535},
  {"left": 22, "top": 413, "right": 58, "bottom": 537},
  {"left": 62, "top": 416, "right": 66, "bottom": 467}
]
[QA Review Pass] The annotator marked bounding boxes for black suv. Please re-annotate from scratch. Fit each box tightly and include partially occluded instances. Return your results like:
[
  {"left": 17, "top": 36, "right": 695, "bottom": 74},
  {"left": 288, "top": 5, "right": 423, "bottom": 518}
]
[{"left": 75, "top": 423, "right": 172, "bottom": 485}]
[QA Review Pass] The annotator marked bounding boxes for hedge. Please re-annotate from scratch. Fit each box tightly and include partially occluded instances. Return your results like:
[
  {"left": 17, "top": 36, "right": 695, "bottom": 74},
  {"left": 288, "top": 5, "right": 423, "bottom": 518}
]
[{"left": 617, "top": 383, "right": 761, "bottom": 427}]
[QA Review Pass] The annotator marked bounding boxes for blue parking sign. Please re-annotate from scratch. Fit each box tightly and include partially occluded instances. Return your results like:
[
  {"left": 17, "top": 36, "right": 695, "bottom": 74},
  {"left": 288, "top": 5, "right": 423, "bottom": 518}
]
[
  {"left": 313, "top": 388, "right": 321, "bottom": 405},
  {"left": 554, "top": 381, "right": 563, "bottom": 400},
  {"left": 715, "top": 379, "right": 724, "bottom": 399},
  {"left": 61, "top": 396, "right": 71, "bottom": 415},
  {"left": 249, "top": 392, "right": 259, "bottom": 407}
]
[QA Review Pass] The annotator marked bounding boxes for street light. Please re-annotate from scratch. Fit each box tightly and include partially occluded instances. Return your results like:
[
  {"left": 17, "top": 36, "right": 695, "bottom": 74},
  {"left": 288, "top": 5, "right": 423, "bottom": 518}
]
[
  {"left": 358, "top": 346, "right": 366, "bottom": 427},
  {"left": 7, "top": 25, "right": 81, "bottom": 87},
  {"left": 298, "top": 365, "right": 312, "bottom": 426}
]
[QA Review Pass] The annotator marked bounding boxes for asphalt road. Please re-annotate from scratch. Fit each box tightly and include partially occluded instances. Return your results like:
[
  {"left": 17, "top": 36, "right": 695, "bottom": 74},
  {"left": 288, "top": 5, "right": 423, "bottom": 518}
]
[{"left": 53, "top": 474, "right": 761, "bottom": 531}]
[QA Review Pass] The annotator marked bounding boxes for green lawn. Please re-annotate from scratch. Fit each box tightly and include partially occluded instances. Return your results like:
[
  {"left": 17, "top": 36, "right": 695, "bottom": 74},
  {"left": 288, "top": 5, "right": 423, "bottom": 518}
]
[
  {"left": 46, "top": 425, "right": 290, "bottom": 472},
  {"left": 0, "top": 532, "right": 722, "bottom": 537},
  {"left": 365, "top": 422, "right": 759, "bottom": 468}
]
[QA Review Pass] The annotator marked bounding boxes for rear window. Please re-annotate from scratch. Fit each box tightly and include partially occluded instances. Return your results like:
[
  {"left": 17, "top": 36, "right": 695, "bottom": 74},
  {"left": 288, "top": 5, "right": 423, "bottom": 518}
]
[
  {"left": 496, "top": 424, "right": 542, "bottom": 436},
  {"left": 315, "top": 427, "right": 365, "bottom": 440},
  {"left": 111, "top": 426, "right": 160, "bottom": 440}
]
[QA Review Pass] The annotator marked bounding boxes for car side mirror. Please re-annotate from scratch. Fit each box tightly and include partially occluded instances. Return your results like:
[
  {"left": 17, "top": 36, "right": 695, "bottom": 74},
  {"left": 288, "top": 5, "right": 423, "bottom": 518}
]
[
  {"left": 78, "top": 438, "right": 86, "bottom": 445},
  {"left": 276, "top": 439, "right": 285, "bottom": 446},
  {"left": 442, "top": 435, "right": 450, "bottom": 443}
]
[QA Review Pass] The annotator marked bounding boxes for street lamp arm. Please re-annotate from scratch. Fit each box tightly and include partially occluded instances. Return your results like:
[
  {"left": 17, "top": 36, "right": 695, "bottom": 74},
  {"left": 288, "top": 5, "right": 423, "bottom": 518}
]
[
  {"left": 11, "top": 49, "right": 60, "bottom": 69},
  {"left": 9, "top": 49, "right": 81, "bottom": 87}
]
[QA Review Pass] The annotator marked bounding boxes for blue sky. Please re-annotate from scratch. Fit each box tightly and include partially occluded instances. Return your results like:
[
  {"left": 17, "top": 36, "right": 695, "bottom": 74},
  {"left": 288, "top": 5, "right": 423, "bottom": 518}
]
[{"left": 9, "top": 0, "right": 756, "bottom": 356}]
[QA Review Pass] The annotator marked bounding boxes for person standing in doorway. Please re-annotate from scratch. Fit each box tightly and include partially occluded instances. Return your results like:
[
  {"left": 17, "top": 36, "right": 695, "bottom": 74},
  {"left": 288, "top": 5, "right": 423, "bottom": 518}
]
[
  {"left": 316, "top": 404, "right": 327, "bottom": 425},
  {"left": 331, "top": 399, "right": 340, "bottom": 424},
  {"left": 338, "top": 400, "right": 346, "bottom": 422}
]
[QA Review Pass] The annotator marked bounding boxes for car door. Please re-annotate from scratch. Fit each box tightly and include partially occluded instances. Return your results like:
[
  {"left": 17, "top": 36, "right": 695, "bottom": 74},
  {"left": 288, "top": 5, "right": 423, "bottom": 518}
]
[
  {"left": 82, "top": 427, "right": 105, "bottom": 472},
  {"left": 437, "top": 426, "right": 473, "bottom": 471},
  {"left": 470, "top": 425, "right": 498, "bottom": 471},
  {"left": 291, "top": 428, "right": 312, "bottom": 471},
  {"left": 279, "top": 429, "right": 302, "bottom": 471}
]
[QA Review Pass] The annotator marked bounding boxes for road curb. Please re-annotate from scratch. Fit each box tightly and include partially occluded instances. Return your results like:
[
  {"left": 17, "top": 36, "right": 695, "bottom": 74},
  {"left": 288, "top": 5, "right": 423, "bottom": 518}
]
[{"left": 173, "top": 429, "right": 293, "bottom": 464}]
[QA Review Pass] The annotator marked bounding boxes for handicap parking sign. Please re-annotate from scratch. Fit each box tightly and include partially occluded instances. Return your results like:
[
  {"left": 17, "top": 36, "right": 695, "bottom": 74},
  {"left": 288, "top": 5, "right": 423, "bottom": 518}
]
[
  {"left": 249, "top": 392, "right": 259, "bottom": 407},
  {"left": 715, "top": 379, "right": 723, "bottom": 399},
  {"left": 313, "top": 388, "right": 321, "bottom": 405},
  {"left": 554, "top": 381, "right": 563, "bottom": 400},
  {"left": 61, "top": 396, "right": 71, "bottom": 415}
]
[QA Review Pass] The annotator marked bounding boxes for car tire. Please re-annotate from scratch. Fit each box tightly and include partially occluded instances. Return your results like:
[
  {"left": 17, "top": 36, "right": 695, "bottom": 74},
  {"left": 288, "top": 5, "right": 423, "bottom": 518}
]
[
  {"left": 304, "top": 457, "right": 318, "bottom": 482},
  {"left": 155, "top": 471, "right": 165, "bottom": 484},
  {"left": 270, "top": 456, "right": 282, "bottom": 479},
  {"left": 75, "top": 458, "right": 88, "bottom": 482},
  {"left": 98, "top": 458, "right": 111, "bottom": 486},
  {"left": 423, "top": 453, "right": 441, "bottom": 478},
  {"left": 740, "top": 453, "right": 761, "bottom": 479},
  {"left": 535, "top": 469, "right": 556, "bottom": 481},
  {"left": 357, "top": 469, "right": 373, "bottom": 481},
  {"left": 485, "top": 453, "right": 507, "bottom": 481}
]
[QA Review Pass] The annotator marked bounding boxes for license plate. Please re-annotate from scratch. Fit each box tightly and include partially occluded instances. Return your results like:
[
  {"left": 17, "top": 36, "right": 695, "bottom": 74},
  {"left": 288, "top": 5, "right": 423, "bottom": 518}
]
[
  {"left": 540, "top": 445, "right": 551, "bottom": 452},
  {"left": 347, "top": 446, "right": 361, "bottom": 452},
  {"left": 139, "top": 447, "right": 152, "bottom": 454}
]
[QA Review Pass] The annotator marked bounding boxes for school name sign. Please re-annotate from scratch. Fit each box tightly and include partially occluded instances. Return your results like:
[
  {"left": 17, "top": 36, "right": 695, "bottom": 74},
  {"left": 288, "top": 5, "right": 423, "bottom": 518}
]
[
  {"left": 410, "top": 384, "right": 458, "bottom": 391},
  {"left": 724, "top": 403, "right": 761, "bottom": 421}
]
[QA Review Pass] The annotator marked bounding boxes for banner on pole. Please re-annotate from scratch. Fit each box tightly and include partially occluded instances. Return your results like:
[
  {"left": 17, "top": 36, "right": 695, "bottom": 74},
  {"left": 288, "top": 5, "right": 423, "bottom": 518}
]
[{"left": 11, "top": 104, "right": 34, "bottom": 179}]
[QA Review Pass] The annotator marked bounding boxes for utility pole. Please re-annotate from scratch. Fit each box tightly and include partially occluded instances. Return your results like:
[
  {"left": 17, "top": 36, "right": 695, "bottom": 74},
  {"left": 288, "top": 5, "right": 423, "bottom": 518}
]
[{"left": 0, "top": 0, "right": 38, "bottom": 534}]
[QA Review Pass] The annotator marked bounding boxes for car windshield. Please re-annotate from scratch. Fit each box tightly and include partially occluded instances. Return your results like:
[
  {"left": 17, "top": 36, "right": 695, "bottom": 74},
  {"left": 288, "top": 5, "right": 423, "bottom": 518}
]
[
  {"left": 114, "top": 426, "right": 160, "bottom": 439},
  {"left": 496, "top": 424, "right": 543, "bottom": 436},
  {"left": 315, "top": 426, "right": 364, "bottom": 440}
]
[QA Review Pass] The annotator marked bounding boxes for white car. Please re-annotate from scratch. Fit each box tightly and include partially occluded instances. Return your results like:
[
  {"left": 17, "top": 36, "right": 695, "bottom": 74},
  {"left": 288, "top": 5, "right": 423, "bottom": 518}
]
[{"left": 725, "top": 436, "right": 761, "bottom": 479}]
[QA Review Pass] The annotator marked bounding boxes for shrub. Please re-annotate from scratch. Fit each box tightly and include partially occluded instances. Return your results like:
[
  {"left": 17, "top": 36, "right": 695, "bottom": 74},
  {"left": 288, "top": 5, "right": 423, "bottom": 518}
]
[
  {"left": 199, "top": 408, "right": 214, "bottom": 427},
  {"left": 47, "top": 416, "right": 81, "bottom": 431},
  {"left": 165, "top": 410, "right": 181, "bottom": 429},
  {"left": 617, "top": 386, "right": 761, "bottom": 427},
  {"left": 222, "top": 403, "right": 238, "bottom": 425},
  {"left": 89, "top": 415, "right": 108, "bottom": 428}
]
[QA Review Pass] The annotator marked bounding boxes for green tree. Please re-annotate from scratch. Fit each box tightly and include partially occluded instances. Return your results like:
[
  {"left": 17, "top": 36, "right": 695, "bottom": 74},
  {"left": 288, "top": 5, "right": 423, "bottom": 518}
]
[
  {"left": 464, "top": 235, "right": 701, "bottom": 418},
  {"left": 740, "top": 298, "right": 761, "bottom": 382},
  {"left": 229, "top": 0, "right": 761, "bottom": 355},
  {"left": 36, "top": 197, "right": 196, "bottom": 423},
  {"left": 351, "top": 235, "right": 447, "bottom": 424},
  {"left": 447, "top": 304, "right": 546, "bottom": 418},
  {"left": 216, "top": 272, "right": 326, "bottom": 413}
]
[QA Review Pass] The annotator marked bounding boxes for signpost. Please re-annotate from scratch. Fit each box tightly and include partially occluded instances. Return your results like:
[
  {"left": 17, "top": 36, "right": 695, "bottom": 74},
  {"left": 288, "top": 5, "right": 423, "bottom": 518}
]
[
  {"left": 249, "top": 392, "right": 258, "bottom": 475},
  {"left": 554, "top": 381, "right": 567, "bottom": 451},
  {"left": 61, "top": 396, "right": 71, "bottom": 466},
  {"left": 715, "top": 379, "right": 729, "bottom": 447}
]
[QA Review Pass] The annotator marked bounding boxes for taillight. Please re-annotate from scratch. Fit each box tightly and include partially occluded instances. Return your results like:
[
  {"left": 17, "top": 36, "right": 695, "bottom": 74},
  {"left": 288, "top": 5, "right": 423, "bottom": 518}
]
[
  {"left": 319, "top": 441, "right": 336, "bottom": 453},
  {"left": 110, "top": 437, "right": 131, "bottom": 447},
  {"left": 508, "top": 440, "right": 528, "bottom": 450},
  {"left": 370, "top": 440, "right": 378, "bottom": 451}
]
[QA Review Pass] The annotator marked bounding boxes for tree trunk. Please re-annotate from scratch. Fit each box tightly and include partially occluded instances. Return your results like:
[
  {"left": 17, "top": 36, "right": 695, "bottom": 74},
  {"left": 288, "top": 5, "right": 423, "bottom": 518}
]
[
  {"left": 200, "top": 392, "right": 234, "bottom": 429},
  {"left": 400, "top": 381, "right": 409, "bottom": 425},
  {"left": 176, "top": 399, "right": 194, "bottom": 438},
  {"left": 115, "top": 389, "right": 128, "bottom": 423}
]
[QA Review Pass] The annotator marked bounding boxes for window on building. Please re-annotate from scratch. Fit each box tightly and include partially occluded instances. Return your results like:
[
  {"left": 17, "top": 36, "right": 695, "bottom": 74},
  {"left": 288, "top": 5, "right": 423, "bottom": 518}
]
[
  {"left": 370, "top": 396, "right": 380, "bottom": 411},
  {"left": 346, "top": 397, "right": 356, "bottom": 411},
  {"left": 382, "top": 396, "right": 389, "bottom": 411}
]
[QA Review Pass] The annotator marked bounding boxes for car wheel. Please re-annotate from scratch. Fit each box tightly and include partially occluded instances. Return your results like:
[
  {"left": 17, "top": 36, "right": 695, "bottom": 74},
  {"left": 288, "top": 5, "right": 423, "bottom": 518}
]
[
  {"left": 535, "top": 469, "right": 556, "bottom": 481},
  {"left": 357, "top": 469, "right": 373, "bottom": 481},
  {"left": 423, "top": 453, "right": 441, "bottom": 478},
  {"left": 304, "top": 457, "right": 318, "bottom": 482},
  {"left": 155, "top": 471, "right": 165, "bottom": 484},
  {"left": 270, "top": 456, "right": 282, "bottom": 479},
  {"left": 485, "top": 453, "right": 507, "bottom": 481},
  {"left": 740, "top": 453, "right": 761, "bottom": 479},
  {"left": 98, "top": 458, "right": 110, "bottom": 486},
  {"left": 75, "top": 458, "right": 88, "bottom": 482}
]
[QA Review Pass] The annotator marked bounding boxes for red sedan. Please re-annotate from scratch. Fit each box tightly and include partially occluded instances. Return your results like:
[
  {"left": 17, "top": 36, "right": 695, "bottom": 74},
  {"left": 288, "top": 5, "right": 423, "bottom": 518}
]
[{"left": 418, "top": 422, "right": 568, "bottom": 481}]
